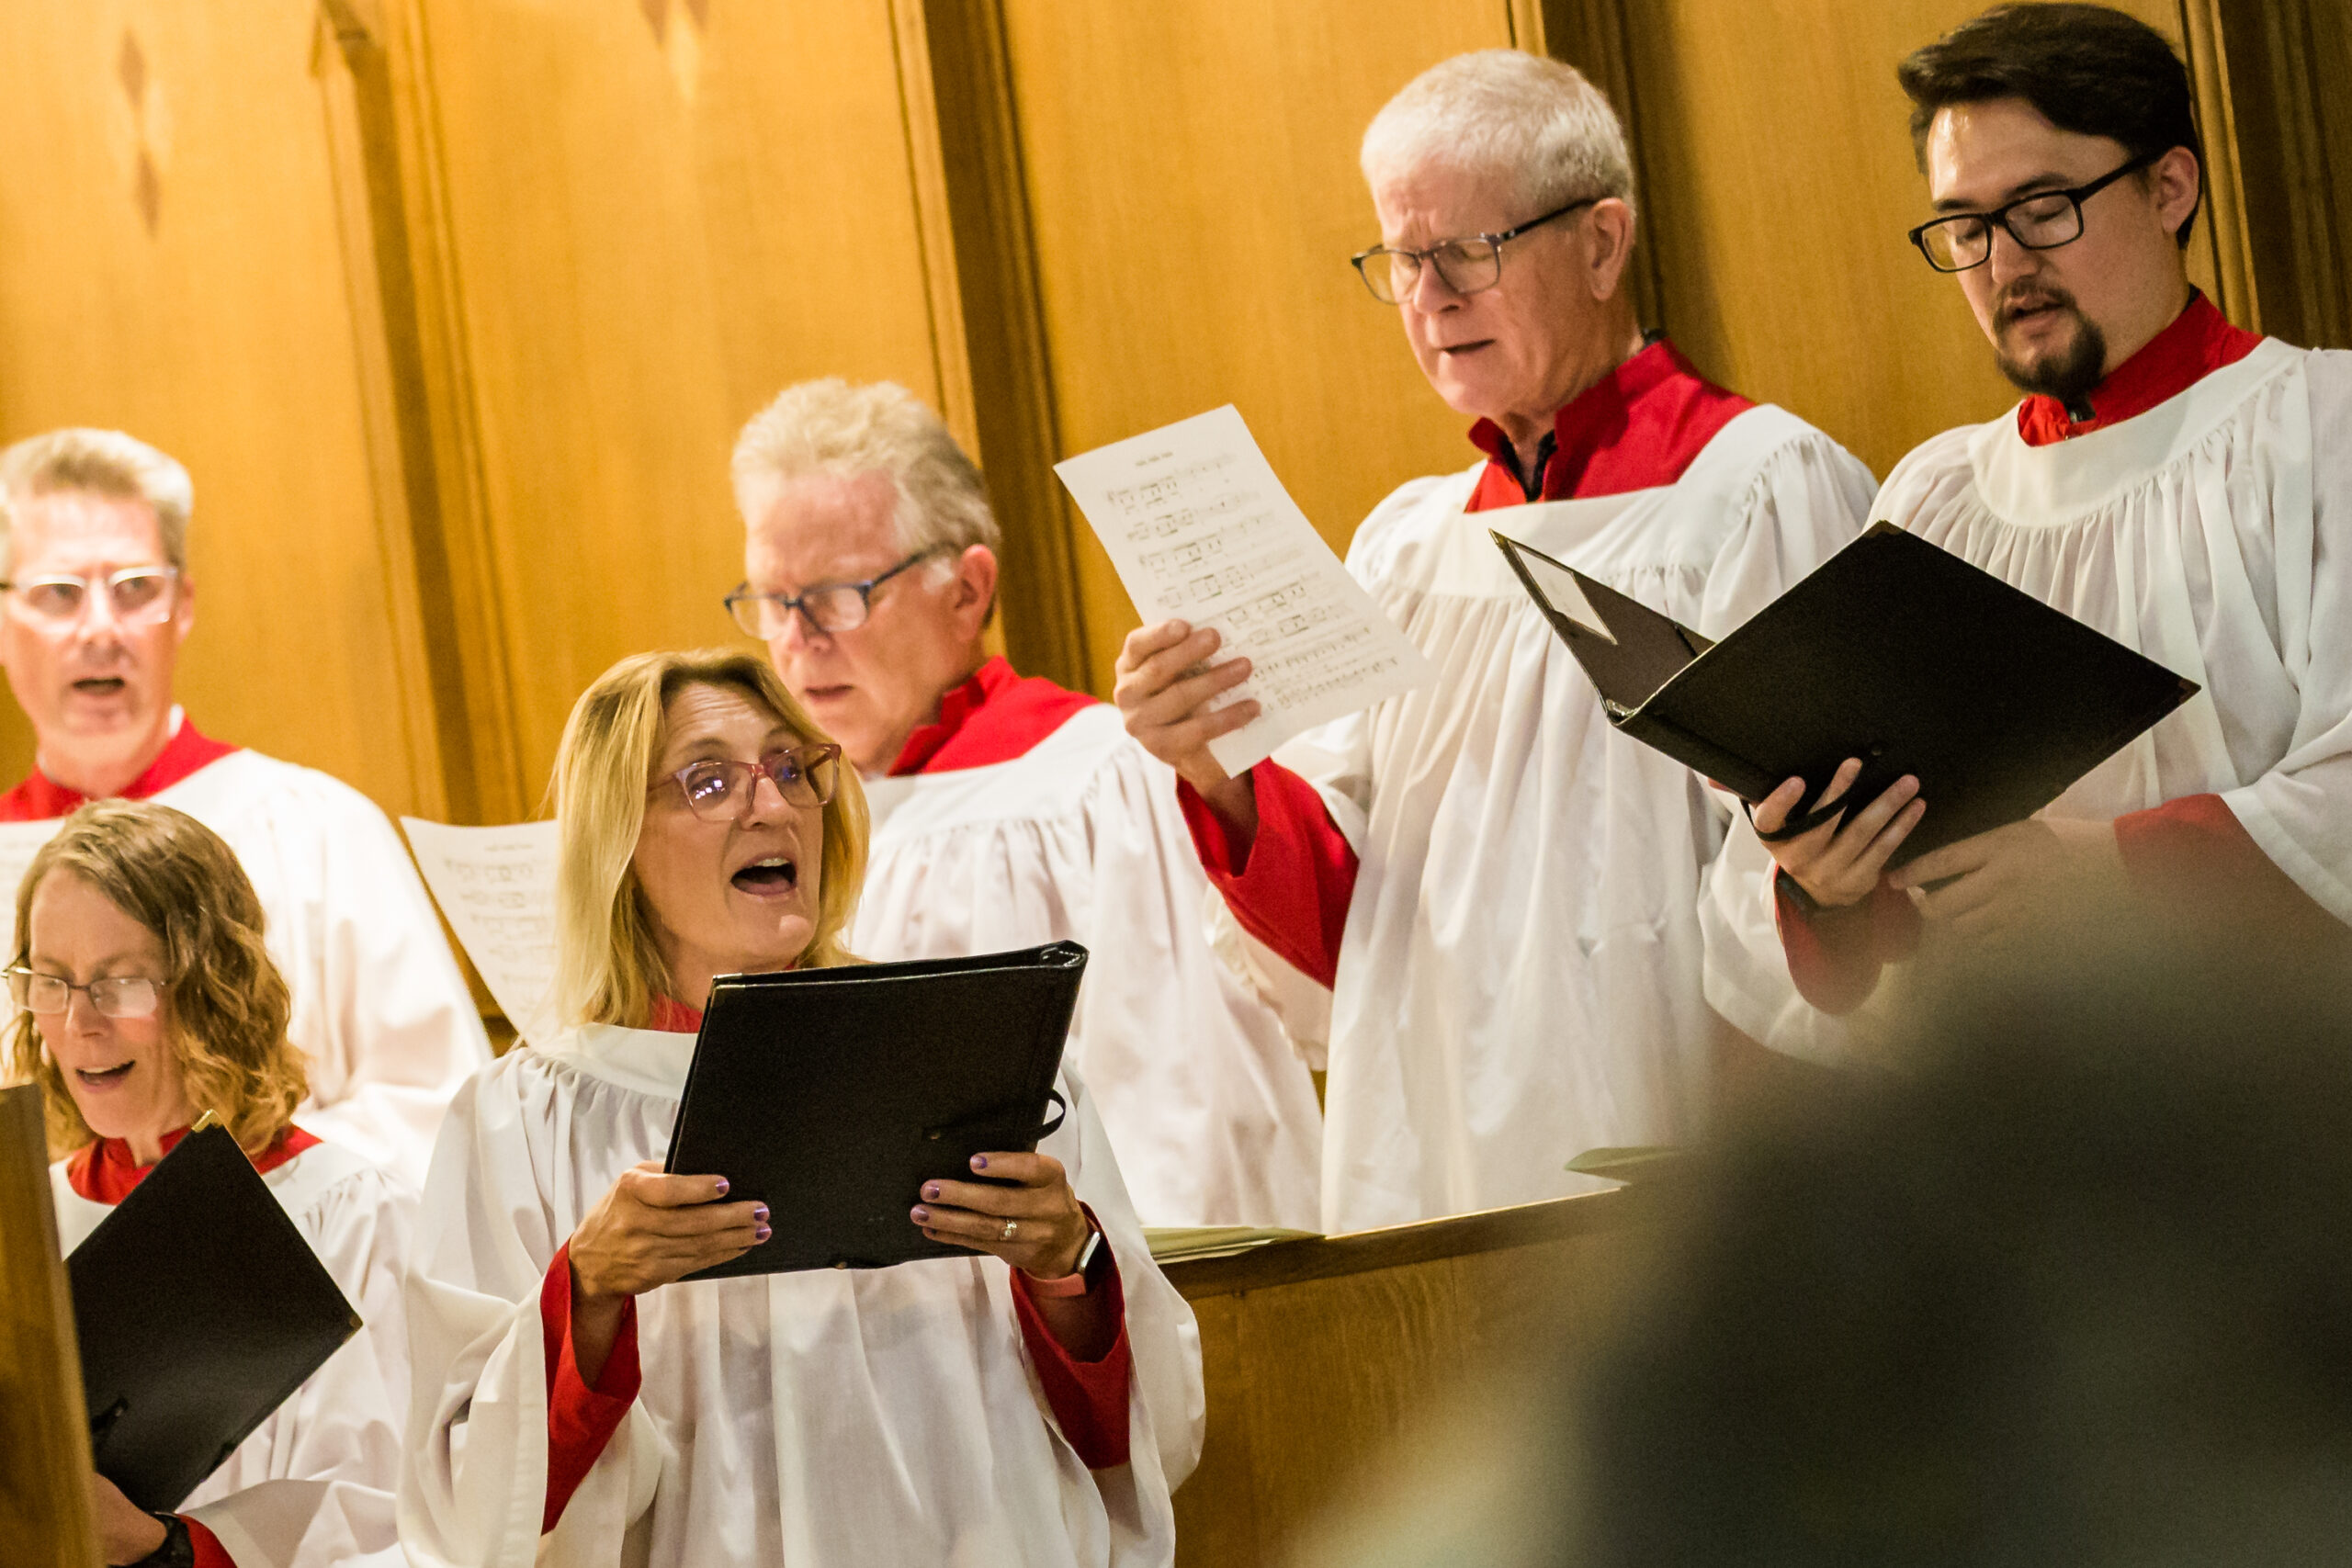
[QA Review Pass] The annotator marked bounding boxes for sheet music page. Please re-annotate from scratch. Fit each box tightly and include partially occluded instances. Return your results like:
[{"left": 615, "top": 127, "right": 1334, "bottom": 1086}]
[
  {"left": 400, "top": 818, "right": 560, "bottom": 1045},
  {"left": 0, "top": 819, "right": 62, "bottom": 957},
  {"left": 1056, "top": 405, "right": 1433, "bottom": 773}
]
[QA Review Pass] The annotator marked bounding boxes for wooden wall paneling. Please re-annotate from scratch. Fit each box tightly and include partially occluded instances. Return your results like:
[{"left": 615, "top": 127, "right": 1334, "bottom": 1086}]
[
  {"left": 2205, "top": 0, "right": 2351, "bottom": 348},
  {"left": 0, "top": 1084, "right": 99, "bottom": 1568},
  {"left": 1612, "top": 0, "right": 2236, "bottom": 483},
  {"left": 990, "top": 1, "right": 1524, "bottom": 694},
  {"left": 909, "top": 0, "right": 1089, "bottom": 692},
  {"left": 366, "top": 0, "right": 967, "bottom": 808},
  {"left": 0, "top": 2, "right": 446, "bottom": 818}
]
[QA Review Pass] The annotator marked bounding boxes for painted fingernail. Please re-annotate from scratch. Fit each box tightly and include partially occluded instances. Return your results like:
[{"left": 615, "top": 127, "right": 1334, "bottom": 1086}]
[
  {"left": 922, "top": 1184, "right": 940, "bottom": 1201},
  {"left": 970, "top": 1155, "right": 989, "bottom": 1171},
  {"left": 752, "top": 1205, "right": 770, "bottom": 1223},
  {"left": 911, "top": 1206, "right": 930, "bottom": 1223},
  {"left": 754, "top": 1225, "right": 772, "bottom": 1242},
  {"left": 713, "top": 1179, "right": 729, "bottom": 1196}
]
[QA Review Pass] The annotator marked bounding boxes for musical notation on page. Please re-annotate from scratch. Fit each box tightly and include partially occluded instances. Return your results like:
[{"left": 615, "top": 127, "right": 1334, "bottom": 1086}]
[
  {"left": 1056, "top": 405, "right": 1433, "bottom": 773},
  {"left": 400, "top": 818, "right": 560, "bottom": 1046}
]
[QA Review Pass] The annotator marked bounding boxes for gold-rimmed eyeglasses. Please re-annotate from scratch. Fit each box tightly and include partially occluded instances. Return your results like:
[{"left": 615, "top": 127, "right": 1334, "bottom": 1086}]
[
  {"left": 1351, "top": 197, "right": 1600, "bottom": 304},
  {"left": 655, "top": 743, "right": 842, "bottom": 823},
  {"left": 6, "top": 967, "right": 164, "bottom": 1018}
]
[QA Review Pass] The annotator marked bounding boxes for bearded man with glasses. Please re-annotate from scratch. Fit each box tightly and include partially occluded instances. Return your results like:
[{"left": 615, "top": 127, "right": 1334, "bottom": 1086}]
[
  {"left": 727, "top": 378, "right": 1322, "bottom": 1230},
  {"left": 0, "top": 428, "right": 488, "bottom": 1187},
  {"left": 1705, "top": 3, "right": 2352, "bottom": 1061},
  {"left": 1114, "top": 51, "right": 1874, "bottom": 1233}
]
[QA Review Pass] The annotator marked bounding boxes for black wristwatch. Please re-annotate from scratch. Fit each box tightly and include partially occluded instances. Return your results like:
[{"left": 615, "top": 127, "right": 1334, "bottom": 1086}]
[{"left": 129, "top": 1511, "right": 196, "bottom": 1568}]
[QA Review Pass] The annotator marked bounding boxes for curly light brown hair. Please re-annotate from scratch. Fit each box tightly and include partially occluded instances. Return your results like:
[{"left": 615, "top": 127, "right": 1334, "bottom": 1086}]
[{"left": 6, "top": 800, "right": 304, "bottom": 1156}]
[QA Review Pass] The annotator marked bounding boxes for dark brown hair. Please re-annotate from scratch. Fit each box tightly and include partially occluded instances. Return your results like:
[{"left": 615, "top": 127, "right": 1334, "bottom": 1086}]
[
  {"left": 1898, "top": 3, "right": 2202, "bottom": 246},
  {"left": 6, "top": 800, "right": 303, "bottom": 1156}
]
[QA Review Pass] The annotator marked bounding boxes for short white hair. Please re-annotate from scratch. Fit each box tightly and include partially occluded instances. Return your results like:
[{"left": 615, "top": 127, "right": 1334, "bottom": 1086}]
[
  {"left": 730, "top": 380, "right": 1001, "bottom": 570},
  {"left": 0, "top": 428, "right": 194, "bottom": 578},
  {"left": 1361, "top": 50, "right": 1634, "bottom": 217}
]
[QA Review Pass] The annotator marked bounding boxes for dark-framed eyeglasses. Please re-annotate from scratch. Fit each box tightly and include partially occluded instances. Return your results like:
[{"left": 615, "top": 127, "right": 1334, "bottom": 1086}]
[
  {"left": 1351, "top": 197, "right": 1600, "bottom": 304},
  {"left": 655, "top": 743, "right": 842, "bottom": 823},
  {"left": 1907, "top": 152, "right": 2160, "bottom": 274},
  {"left": 6, "top": 966, "right": 164, "bottom": 1019},
  {"left": 0, "top": 565, "right": 181, "bottom": 625},
  {"left": 724, "top": 549, "right": 944, "bottom": 640}
]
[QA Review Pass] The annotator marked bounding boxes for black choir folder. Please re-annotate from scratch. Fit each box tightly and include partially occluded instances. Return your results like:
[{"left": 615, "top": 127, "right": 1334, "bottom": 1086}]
[
  {"left": 663, "top": 942, "right": 1087, "bottom": 1280},
  {"left": 1492, "top": 522, "right": 2199, "bottom": 863},
  {"left": 68, "top": 1122, "right": 361, "bottom": 1511}
]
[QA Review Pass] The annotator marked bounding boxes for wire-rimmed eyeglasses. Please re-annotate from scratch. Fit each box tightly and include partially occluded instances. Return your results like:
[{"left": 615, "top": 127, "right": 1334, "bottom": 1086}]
[
  {"left": 724, "top": 549, "right": 944, "bottom": 640},
  {"left": 654, "top": 744, "right": 842, "bottom": 823},
  {"left": 1907, "top": 152, "right": 2158, "bottom": 273},
  {"left": 0, "top": 565, "right": 181, "bottom": 626},
  {"left": 1351, "top": 197, "right": 1600, "bottom": 304},
  {"left": 6, "top": 966, "right": 164, "bottom": 1018}
]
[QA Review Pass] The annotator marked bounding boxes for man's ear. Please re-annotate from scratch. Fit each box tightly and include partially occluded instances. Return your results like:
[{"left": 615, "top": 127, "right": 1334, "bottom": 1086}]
[
  {"left": 1583, "top": 197, "right": 1637, "bottom": 303},
  {"left": 952, "top": 545, "right": 998, "bottom": 636},
  {"left": 2149, "top": 145, "right": 2201, "bottom": 242}
]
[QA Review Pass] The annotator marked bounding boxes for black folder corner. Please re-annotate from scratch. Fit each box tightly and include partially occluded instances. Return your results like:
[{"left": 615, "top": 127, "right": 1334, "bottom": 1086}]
[
  {"left": 1493, "top": 522, "right": 2199, "bottom": 863},
  {"left": 69, "top": 1123, "right": 361, "bottom": 1511},
  {"left": 662, "top": 942, "right": 1087, "bottom": 1280}
]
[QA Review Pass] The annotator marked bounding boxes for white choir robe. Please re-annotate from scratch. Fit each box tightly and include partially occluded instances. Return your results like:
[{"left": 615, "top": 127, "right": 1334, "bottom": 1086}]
[
  {"left": 398, "top": 1025, "right": 1204, "bottom": 1568},
  {"left": 51, "top": 1137, "right": 416, "bottom": 1568},
  {"left": 1703, "top": 338, "right": 2352, "bottom": 1058},
  {"left": 1216, "top": 396, "right": 1876, "bottom": 1233},
  {"left": 154, "top": 746, "right": 493, "bottom": 1186},
  {"left": 856, "top": 698, "right": 1323, "bottom": 1229}
]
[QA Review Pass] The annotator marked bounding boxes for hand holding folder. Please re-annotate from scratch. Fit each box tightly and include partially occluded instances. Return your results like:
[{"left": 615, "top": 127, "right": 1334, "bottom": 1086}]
[
  {"left": 1492, "top": 522, "right": 2199, "bottom": 866},
  {"left": 662, "top": 943, "right": 1088, "bottom": 1280}
]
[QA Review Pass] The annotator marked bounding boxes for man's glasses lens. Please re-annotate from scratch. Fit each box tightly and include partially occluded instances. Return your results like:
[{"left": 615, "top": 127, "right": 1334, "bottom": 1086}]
[
  {"left": 9, "top": 569, "right": 177, "bottom": 623},
  {"left": 7, "top": 968, "right": 163, "bottom": 1017},
  {"left": 1358, "top": 239, "right": 1503, "bottom": 304}
]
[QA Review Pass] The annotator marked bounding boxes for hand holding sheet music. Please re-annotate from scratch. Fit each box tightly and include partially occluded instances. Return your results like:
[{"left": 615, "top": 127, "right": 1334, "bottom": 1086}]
[{"left": 1057, "top": 405, "right": 1432, "bottom": 773}]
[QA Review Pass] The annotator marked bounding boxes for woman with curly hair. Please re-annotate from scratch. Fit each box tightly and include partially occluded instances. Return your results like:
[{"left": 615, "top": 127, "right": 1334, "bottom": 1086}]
[{"left": 9, "top": 800, "right": 415, "bottom": 1568}]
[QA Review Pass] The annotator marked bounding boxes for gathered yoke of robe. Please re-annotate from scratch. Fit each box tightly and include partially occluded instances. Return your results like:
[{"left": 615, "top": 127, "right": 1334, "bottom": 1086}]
[
  {"left": 2, "top": 713, "right": 491, "bottom": 1188},
  {"left": 52, "top": 1125, "right": 417, "bottom": 1568},
  {"left": 853, "top": 654, "right": 1323, "bottom": 1229},
  {"left": 1174, "top": 338, "right": 1880, "bottom": 1232},
  {"left": 397, "top": 1021, "right": 1204, "bottom": 1568},
  {"left": 1704, "top": 293, "right": 2352, "bottom": 1055}
]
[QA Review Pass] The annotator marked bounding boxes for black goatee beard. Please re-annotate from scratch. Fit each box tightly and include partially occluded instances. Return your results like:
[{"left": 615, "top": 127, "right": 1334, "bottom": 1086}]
[{"left": 1992, "top": 283, "right": 2108, "bottom": 408}]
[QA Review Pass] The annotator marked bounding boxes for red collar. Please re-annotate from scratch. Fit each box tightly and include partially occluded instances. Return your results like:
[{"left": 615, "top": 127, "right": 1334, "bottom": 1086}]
[
  {"left": 886, "top": 656, "right": 1098, "bottom": 776},
  {"left": 648, "top": 995, "right": 705, "bottom": 1033},
  {"left": 1466, "top": 337, "right": 1755, "bottom": 512},
  {"left": 2015, "top": 291, "right": 2262, "bottom": 446},
  {"left": 0, "top": 716, "right": 238, "bottom": 823},
  {"left": 65, "top": 1122, "right": 320, "bottom": 1205}
]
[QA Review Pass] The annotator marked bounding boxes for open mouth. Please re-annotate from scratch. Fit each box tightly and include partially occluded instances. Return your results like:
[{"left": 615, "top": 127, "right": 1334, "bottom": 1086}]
[
  {"left": 75, "top": 1061, "right": 134, "bottom": 1088},
  {"left": 731, "top": 856, "right": 798, "bottom": 894},
  {"left": 1436, "top": 340, "right": 1494, "bottom": 356},
  {"left": 70, "top": 677, "right": 128, "bottom": 696}
]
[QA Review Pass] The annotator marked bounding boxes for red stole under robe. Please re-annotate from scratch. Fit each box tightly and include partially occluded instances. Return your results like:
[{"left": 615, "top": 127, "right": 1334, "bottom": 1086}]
[{"left": 0, "top": 716, "right": 237, "bottom": 821}]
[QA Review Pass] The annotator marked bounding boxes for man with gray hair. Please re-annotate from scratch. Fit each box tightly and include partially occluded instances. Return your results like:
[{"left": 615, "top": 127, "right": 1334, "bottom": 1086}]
[
  {"left": 0, "top": 427, "right": 490, "bottom": 1187},
  {"left": 729, "top": 378, "right": 1321, "bottom": 1228},
  {"left": 1116, "top": 51, "right": 1878, "bottom": 1231}
]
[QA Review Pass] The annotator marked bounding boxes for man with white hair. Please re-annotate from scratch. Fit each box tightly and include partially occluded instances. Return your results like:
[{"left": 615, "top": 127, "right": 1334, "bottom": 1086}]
[
  {"left": 1115, "top": 51, "right": 1878, "bottom": 1231},
  {"left": 729, "top": 378, "right": 1321, "bottom": 1229},
  {"left": 0, "top": 428, "right": 489, "bottom": 1186}
]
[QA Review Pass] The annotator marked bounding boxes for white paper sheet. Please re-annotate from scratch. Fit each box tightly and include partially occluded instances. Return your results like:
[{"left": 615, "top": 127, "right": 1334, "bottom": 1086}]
[
  {"left": 0, "top": 818, "right": 62, "bottom": 958},
  {"left": 1056, "top": 405, "right": 1434, "bottom": 773},
  {"left": 399, "top": 818, "right": 560, "bottom": 1045}
]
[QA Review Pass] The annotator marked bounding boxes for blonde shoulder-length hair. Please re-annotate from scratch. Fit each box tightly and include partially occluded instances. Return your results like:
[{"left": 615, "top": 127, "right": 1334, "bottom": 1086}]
[
  {"left": 552, "top": 649, "right": 869, "bottom": 1029},
  {"left": 5, "top": 800, "right": 304, "bottom": 1156}
]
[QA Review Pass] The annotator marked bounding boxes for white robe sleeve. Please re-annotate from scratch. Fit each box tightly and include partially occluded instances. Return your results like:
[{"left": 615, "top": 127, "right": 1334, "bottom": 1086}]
[
  {"left": 2222, "top": 348, "right": 2352, "bottom": 919},
  {"left": 213, "top": 767, "right": 493, "bottom": 1189},
  {"left": 1697, "top": 431, "right": 1884, "bottom": 1060},
  {"left": 176, "top": 1158, "right": 417, "bottom": 1568}
]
